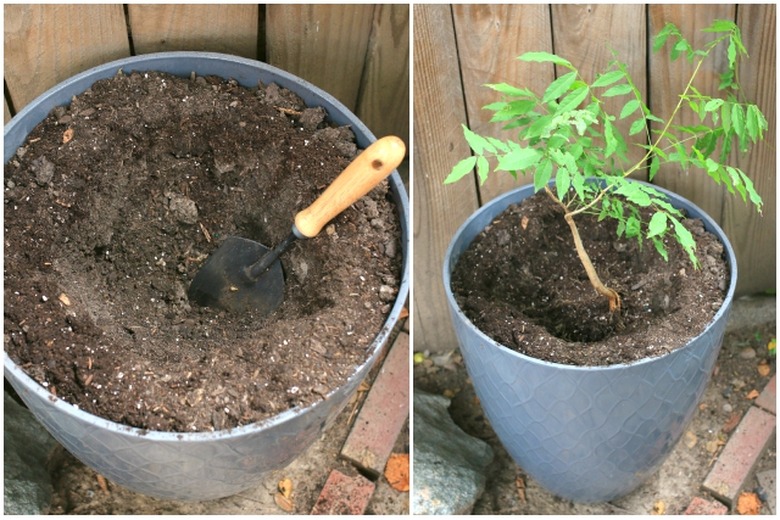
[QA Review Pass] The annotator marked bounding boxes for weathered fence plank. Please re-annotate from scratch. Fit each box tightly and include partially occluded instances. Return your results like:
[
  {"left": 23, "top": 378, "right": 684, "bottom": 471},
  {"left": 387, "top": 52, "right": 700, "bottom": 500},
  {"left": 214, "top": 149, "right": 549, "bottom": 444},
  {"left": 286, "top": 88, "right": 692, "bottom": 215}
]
[
  {"left": 355, "top": 4, "right": 410, "bottom": 146},
  {"left": 4, "top": 4, "right": 129, "bottom": 111},
  {"left": 453, "top": 4, "right": 553, "bottom": 203},
  {"left": 265, "top": 5, "right": 375, "bottom": 112},
  {"left": 648, "top": 4, "right": 737, "bottom": 221},
  {"left": 413, "top": 4, "right": 479, "bottom": 354},
  {"left": 5, "top": 5, "right": 409, "bottom": 147},
  {"left": 552, "top": 4, "right": 648, "bottom": 173},
  {"left": 127, "top": 4, "right": 259, "bottom": 58},
  {"left": 721, "top": 4, "right": 776, "bottom": 294}
]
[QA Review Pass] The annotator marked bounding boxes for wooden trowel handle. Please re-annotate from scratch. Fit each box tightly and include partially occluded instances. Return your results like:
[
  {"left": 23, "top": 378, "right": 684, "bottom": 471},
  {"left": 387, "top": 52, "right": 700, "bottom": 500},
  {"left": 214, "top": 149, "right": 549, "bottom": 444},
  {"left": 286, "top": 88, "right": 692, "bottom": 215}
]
[{"left": 293, "top": 135, "right": 406, "bottom": 239}]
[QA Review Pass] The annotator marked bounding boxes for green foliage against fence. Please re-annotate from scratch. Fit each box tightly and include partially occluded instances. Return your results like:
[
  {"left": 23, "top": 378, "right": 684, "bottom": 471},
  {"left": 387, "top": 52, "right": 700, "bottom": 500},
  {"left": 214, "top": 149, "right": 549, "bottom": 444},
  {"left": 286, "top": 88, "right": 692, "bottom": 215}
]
[{"left": 414, "top": 4, "right": 775, "bottom": 353}]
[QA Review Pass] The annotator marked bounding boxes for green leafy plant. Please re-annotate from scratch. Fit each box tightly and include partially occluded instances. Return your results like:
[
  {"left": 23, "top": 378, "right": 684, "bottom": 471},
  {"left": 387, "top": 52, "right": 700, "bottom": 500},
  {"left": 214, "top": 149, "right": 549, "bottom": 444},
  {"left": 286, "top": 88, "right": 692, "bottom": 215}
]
[{"left": 446, "top": 20, "right": 766, "bottom": 312}]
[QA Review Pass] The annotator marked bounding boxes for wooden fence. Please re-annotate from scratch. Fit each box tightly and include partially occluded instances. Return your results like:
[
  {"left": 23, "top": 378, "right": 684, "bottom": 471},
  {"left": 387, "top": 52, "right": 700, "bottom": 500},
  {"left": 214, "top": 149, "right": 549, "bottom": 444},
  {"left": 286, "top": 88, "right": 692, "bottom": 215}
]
[
  {"left": 414, "top": 4, "right": 775, "bottom": 353},
  {"left": 4, "top": 4, "right": 409, "bottom": 147},
  {"left": 4, "top": 5, "right": 775, "bottom": 356}
]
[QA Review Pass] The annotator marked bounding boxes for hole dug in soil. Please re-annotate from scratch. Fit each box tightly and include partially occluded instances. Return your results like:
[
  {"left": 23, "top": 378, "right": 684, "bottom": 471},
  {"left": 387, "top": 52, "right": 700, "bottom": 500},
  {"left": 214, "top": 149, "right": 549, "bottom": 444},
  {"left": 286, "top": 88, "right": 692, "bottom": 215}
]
[
  {"left": 4, "top": 71, "right": 403, "bottom": 432},
  {"left": 451, "top": 191, "right": 728, "bottom": 366}
]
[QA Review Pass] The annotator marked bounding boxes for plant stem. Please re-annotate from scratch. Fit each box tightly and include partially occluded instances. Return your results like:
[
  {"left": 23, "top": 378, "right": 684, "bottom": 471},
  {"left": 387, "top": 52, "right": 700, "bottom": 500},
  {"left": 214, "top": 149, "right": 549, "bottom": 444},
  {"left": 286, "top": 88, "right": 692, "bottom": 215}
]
[
  {"left": 546, "top": 187, "right": 621, "bottom": 312},
  {"left": 564, "top": 213, "right": 622, "bottom": 312}
]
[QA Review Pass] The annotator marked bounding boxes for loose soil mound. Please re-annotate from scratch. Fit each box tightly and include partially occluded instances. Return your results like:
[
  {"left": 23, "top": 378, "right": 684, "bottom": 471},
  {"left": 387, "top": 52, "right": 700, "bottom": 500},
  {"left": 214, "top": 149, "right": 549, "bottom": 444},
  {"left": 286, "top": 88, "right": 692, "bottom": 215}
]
[
  {"left": 451, "top": 190, "right": 728, "bottom": 366},
  {"left": 5, "top": 71, "right": 402, "bottom": 432}
]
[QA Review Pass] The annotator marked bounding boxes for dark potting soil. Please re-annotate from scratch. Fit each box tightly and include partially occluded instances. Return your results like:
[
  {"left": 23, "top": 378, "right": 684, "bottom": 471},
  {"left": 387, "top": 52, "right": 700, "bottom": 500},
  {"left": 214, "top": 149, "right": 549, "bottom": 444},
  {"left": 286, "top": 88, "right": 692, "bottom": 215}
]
[
  {"left": 4, "top": 71, "right": 402, "bottom": 432},
  {"left": 451, "top": 190, "right": 728, "bottom": 366}
]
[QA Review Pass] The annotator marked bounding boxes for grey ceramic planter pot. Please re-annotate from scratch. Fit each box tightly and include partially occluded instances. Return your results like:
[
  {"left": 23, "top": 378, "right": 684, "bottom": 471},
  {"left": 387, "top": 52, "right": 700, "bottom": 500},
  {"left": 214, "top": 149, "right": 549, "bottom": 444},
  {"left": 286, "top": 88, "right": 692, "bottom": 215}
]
[
  {"left": 443, "top": 181, "right": 736, "bottom": 503},
  {"left": 4, "top": 52, "right": 410, "bottom": 501}
]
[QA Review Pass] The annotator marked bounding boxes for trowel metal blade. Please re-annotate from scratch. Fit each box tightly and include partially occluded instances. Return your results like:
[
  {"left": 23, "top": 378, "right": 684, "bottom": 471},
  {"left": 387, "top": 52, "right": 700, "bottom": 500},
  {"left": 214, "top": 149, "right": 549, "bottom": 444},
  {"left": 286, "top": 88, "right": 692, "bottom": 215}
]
[{"left": 187, "top": 236, "right": 285, "bottom": 315}]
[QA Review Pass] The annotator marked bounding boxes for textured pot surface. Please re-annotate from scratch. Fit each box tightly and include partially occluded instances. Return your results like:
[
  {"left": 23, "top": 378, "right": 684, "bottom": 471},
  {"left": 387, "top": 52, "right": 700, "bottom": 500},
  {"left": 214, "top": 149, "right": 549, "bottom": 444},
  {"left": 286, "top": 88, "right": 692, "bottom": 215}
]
[
  {"left": 4, "top": 52, "right": 410, "bottom": 501},
  {"left": 444, "top": 182, "right": 736, "bottom": 503}
]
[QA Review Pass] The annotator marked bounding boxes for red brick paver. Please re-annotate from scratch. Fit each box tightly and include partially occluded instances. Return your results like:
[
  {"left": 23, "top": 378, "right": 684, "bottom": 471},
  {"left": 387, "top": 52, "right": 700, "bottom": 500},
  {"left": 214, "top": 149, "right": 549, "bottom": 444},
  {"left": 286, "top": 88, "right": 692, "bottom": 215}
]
[
  {"left": 340, "top": 332, "right": 409, "bottom": 476},
  {"left": 702, "top": 405, "right": 776, "bottom": 505},
  {"left": 684, "top": 496, "right": 729, "bottom": 515},
  {"left": 754, "top": 374, "right": 776, "bottom": 414},
  {"left": 310, "top": 469, "right": 375, "bottom": 515}
]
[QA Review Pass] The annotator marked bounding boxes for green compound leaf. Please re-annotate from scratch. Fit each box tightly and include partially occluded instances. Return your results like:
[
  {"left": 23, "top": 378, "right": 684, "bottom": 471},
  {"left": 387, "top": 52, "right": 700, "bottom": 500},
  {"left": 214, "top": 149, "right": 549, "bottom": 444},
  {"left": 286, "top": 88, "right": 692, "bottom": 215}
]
[
  {"left": 649, "top": 154, "right": 660, "bottom": 181},
  {"left": 556, "top": 85, "right": 589, "bottom": 113},
  {"left": 629, "top": 117, "right": 647, "bottom": 136},
  {"left": 505, "top": 99, "right": 538, "bottom": 116},
  {"left": 556, "top": 169, "right": 571, "bottom": 201},
  {"left": 671, "top": 215, "right": 699, "bottom": 267},
  {"left": 620, "top": 99, "right": 641, "bottom": 120},
  {"left": 444, "top": 156, "right": 477, "bottom": 184},
  {"left": 721, "top": 102, "right": 733, "bottom": 134},
  {"left": 519, "top": 51, "right": 574, "bottom": 69},
  {"left": 524, "top": 114, "right": 555, "bottom": 140},
  {"left": 704, "top": 98, "right": 724, "bottom": 113},
  {"left": 534, "top": 158, "right": 553, "bottom": 192},
  {"left": 486, "top": 136, "right": 510, "bottom": 153},
  {"left": 591, "top": 70, "right": 625, "bottom": 88},
  {"left": 543, "top": 71, "right": 578, "bottom": 104},
  {"left": 615, "top": 182, "right": 652, "bottom": 207},
  {"left": 496, "top": 146, "right": 542, "bottom": 172},
  {"left": 746, "top": 104, "right": 766, "bottom": 142},
  {"left": 476, "top": 155, "right": 490, "bottom": 185},
  {"left": 702, "top": 19, "right": 738, "bottom": 34},
  {"left": 484, "top": 83, "right": 535, "bottom": 98},
  {"left": 653, "top": 23, "right": 679, "bottom": 52},
  {"left": 625, "top": 214, "right": 641, "bottom": 238},
  {"left": 570, "top": 173, "right": 586, "bottom": 200},
  {"left": 603, "top": 119, "right": 627, "bottom": 159},
  {"left": 602, "top": 83, "right": 633, "bottom": 97},
  {"left": 463, "top": 125, "right": 496, "bottom": 155},
  {"left": 646, "top": 211, "right": 668, "bottom": 239},
  {"left": 651, "top": 236, "right": 669, "bottom": 261},
  {"left": 447, "top": 20, "right": 766, "bottom": 274},
  {"left": 727, "top": 39, "right": 737, "bottom": 69},
  {"left": 736, "top": 167, "right": 764, "bottom": 211}
]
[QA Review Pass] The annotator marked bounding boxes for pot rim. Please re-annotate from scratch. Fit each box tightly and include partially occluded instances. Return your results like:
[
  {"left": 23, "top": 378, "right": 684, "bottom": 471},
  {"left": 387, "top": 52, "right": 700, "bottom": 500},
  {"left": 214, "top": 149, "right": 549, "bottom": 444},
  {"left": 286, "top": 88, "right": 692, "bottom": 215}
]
[
  {"left": 443, "top": 179, "right": 737, "bottom": 372},
  {"left": 4, "top": 51, "right": 410, "bottom": 441}
]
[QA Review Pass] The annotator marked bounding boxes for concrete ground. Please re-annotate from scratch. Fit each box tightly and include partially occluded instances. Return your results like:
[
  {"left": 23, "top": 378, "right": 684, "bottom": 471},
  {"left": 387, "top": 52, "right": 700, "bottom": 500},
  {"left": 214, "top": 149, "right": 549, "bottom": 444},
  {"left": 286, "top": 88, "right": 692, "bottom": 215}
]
[{"left": 414, "top": 295, "right": 776, "bottom": 515}]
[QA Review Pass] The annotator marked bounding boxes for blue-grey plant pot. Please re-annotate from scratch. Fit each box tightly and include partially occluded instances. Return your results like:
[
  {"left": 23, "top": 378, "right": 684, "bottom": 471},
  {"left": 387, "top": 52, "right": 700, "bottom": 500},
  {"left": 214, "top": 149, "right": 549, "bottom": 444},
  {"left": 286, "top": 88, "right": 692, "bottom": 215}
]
[
  {"left": 443, "top": 181, "right": 736, "bottom": 503},
  {"left": 4, "top": 52, "right": 410, "bottom": 501}
]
